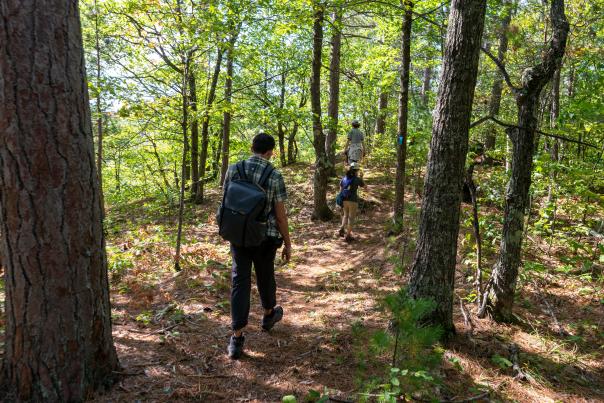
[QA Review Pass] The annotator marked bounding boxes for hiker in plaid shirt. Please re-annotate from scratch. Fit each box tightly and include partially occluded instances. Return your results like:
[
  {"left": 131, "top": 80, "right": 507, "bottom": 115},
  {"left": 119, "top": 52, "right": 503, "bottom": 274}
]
[{"left": 223, "top": 133, "right": 292, "bottom": 359}]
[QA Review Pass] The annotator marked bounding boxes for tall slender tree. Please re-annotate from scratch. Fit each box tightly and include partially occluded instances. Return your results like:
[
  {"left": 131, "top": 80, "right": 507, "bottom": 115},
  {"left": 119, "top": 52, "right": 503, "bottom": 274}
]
[
  {"left": 408, "top": 0, "right": 487, "bottom": 334},
  {"left": 482, "top": 0, "right": 569, "bottom": 322},
  {"left": 310, "top": 2, "right": 333, "bottom": 220},
  {"left": 220, "top": 26, "right": 240, "bottom": 186},
  {"left": 393, "top": 1, "right": 413, "bottom": 223},
  {"left": 326, "top": 8, "right": 343, "bottom": 177},
  {"left": 485, "top": 0, "right": 513, "bottom": 150},
  {"left": 0, "top": 1, "right": 119, "bottom": 400}
]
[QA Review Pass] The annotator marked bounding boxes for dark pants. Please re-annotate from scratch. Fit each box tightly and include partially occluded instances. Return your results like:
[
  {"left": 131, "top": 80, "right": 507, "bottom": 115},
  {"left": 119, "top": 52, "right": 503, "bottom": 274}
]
[{"left": 230, "top": 239, "right": 279, "bottom": 331}]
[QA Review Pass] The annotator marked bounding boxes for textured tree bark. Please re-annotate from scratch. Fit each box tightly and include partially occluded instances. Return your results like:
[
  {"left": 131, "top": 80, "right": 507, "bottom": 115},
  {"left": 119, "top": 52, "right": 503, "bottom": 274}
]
[
  {"left": 0, "top": 1, "right": 119, "bottom": 400},
  {"left": 408, "top": 0, "right": 487, "bottom": 335},
  {"left": 310, "top": 3, "right": 333, "bottom": 221},
  {"left": 325, "top": 9, "right": 342, "bottom": 177},
  {"left": 485, "top": 2, "right": 512, "bottom": 150},
  {"left": 393, "top": 2, "right": 412, "bottom": 224},
  {"left": 196, "top": 47, "right": 224, "bottom": 200},
  {"left": 488, "top": 0, "right": 569, "bottom": 322}
]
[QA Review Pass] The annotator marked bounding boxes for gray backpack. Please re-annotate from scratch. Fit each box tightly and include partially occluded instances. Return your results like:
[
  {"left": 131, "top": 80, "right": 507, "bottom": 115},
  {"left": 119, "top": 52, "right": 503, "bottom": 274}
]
[{"left": 217, "top": 161, "right": 274, "bottom": 247}]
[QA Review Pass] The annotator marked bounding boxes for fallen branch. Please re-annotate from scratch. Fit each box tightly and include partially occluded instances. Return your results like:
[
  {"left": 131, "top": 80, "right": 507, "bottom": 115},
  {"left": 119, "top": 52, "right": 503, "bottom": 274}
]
[
  {"left": 508, "top": 344, "right": 531, "bottom": 382},
  {"left": 113, "top": 370, "right": 144, "bottom": 376},
  {"left": 446, "top": 391, "right": 490, "bottom": 402},
  {"left": 458, "top": 296, "right": 475, "bottom": 335},
  {"left": 532, "top": 281, "right": 568, "bottom": 336},
  {"left": 188, "top": 374, "right": 230, "bottom": 379},
  {"left": 476, "top": 276, "right": 494, "bottom": 319}
]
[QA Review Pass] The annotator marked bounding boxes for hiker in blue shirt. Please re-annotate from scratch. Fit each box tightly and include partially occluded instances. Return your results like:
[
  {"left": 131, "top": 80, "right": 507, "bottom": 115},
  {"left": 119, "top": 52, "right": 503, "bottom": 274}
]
[
  {"left": 338, "top": 162, "right": 366, "bottom": 242},
  {"left": 220, "top": 133, "right": 292, "bottom": 359}
]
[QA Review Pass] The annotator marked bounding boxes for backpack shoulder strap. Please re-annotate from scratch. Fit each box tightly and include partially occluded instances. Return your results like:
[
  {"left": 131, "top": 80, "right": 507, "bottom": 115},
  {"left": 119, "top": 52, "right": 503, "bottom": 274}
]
[
  {"left": 236, "top": 160, "right": 247, "bottom": 181},
  {"left": 258, "top": 164, "right": 275, "bottom": 189}
]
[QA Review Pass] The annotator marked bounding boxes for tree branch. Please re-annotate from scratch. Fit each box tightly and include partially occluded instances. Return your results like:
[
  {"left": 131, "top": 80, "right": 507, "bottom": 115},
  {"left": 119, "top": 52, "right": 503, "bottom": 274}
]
[
  {"left": 481, "top": 46, "right": 519, "bottom": 92},
  {"left": 470, "top": 115, "right": 598, "bottom": 149}
]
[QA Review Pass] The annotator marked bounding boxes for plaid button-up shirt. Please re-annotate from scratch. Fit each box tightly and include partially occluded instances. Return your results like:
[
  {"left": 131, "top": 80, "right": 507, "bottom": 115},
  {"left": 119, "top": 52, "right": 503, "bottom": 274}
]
[{"left": 224, "top": 155, "right": 287, "bottom": 239}]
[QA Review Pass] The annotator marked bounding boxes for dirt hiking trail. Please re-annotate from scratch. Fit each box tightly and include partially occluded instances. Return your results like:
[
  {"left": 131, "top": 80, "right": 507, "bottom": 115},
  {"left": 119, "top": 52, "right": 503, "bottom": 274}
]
[
  {"left": 94, "top": 163, "right": 604, "bottom": 402},
  {"left": 97, "top": 165, "right": 400, "bottom": 402}
]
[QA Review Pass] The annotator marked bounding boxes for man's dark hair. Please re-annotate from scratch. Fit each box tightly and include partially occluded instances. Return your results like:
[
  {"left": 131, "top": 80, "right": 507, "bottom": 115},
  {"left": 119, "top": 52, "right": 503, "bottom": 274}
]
[{"left": 252, "top": 132, "right": 276, "bottom": 154}]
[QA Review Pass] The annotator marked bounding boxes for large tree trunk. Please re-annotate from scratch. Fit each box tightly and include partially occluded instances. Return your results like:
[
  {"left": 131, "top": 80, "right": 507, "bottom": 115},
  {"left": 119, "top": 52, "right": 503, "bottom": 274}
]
[
  {"left": 487, "top": 0, "right": 569, "bottom": 322},
  {"left": 220, "top": 30, "right": 238, "bottom": 187},
  {"left": 0, "top": 2, "right": 119, "bottom": 400},
  {"left": 310, "top": 3, "right": 333, "bottom": 221},
  {"left": 484, "top": 1, "right": 512, "bottom": 150},
  {"left": 325, "top": 9, "right": 342, "bottom": 177},
  {"left": 196, "top": 47, "right": 224, "bottom": 201},
  {"left": 393, "top": 2, "right": 413, "bottom": 223},
  {"left": 408, "top": 0, "right": 487, "bottom": 335}
]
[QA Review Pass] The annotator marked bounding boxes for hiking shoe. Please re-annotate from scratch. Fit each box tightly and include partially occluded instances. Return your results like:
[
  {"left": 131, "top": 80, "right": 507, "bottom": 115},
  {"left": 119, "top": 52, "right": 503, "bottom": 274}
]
[
  {"left": 338, "top": 228, "right": 345, "bottom": 237},
  {"left": 262, "top": 306, "right": 283, "bottom": 331},
  {"left": 345, "top": 235, "right": 355, "bottom": 243},
  {"left": 227, "top": 335, "right": 245, "bottom": 359}
]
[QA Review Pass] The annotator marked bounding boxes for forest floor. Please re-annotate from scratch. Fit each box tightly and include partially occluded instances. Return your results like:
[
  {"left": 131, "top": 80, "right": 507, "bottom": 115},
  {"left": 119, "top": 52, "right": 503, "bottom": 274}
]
[{"left": 87, "top": 162, "right": 603, "bottom": 402}]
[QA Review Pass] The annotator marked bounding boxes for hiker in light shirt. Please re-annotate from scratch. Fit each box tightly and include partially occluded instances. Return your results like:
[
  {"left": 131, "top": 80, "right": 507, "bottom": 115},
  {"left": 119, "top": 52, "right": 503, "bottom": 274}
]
[{"left": 345, "top": 119, "right": 365, "bottom": 164}]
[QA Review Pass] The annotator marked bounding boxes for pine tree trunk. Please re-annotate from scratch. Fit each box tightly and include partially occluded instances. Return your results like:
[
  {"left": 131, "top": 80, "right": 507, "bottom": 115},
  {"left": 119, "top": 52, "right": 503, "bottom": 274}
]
[
  {"left": 488, "top": 0, "right": 569, "bottom": 322},
  {"left": 485, "top": 1, "right": 512, "bottom": 150},
  {"left": 310, "top": 3, "right": 333, "bottom": 221},
  {"left": 0, "top": 2, "right": 119, "bottom": 400},
  {"left": 393, "top": 2, "right": 413, "bottom": 223},
  {"left": 326, "top": 9, "right": 342, "bottom": 177},
  {"left": 196, "top": 47, "right": 224, "bottom": 201},
  {"left": 408, "top": 0, "right": 487, "bottom": 335}
]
